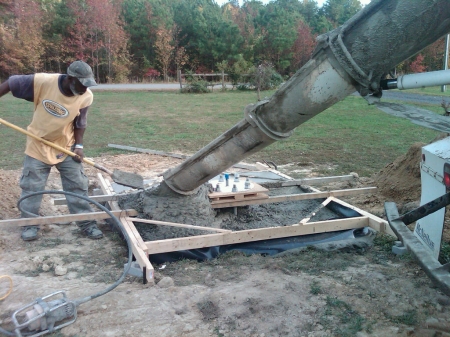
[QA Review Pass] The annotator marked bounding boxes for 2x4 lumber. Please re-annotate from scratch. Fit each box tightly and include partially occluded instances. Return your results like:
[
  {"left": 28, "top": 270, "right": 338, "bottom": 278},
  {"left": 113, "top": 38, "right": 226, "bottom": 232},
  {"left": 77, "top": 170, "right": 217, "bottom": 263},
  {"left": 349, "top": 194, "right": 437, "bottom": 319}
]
[
  {"left": 108, "top": 144, "right": 188, "bottom": 159},
  {"left": 107, "top": 144, "right": 257, "bottom": 170},
  {"left": 329, "top": 196, "right": 396, "bottom": 238},
  {"left": 1, "top": 209, "right": 138, "bottom": 227},
  {"left": 99, "top": 174, "right": 148, "bottom": 252},
  {"left": 253, "top": 164, "right": 294, "bottom": 181},
  {"left": 299, "top": 197, "right": 333, "bottom": 224},
  {"left": 145, "top": 216, "right": 369, "bottom": 255},
  {"left": 53, "top": 194, "right": 118, "bottom": 205},
  {"left": 122, "top": 217, "right": 155, "bottom": 281},
  {"left": 211, "top": 187, "right": 377, "bottom": 209},
  {"left": 125, "top": 217, "right": 232, "bottom": 233},
  {"left": 282, "top": 175, "right": 355, "bottom": 187},
  {"left": 97, "top": 173, "right": 154, "bottom": 283}
]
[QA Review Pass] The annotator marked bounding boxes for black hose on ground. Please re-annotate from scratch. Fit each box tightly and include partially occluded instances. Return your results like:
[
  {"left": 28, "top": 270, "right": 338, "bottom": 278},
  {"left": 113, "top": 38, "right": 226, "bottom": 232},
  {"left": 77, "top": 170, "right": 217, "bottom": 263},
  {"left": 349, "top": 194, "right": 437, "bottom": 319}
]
[{"left": 0, "top": 190, "right": 133, "bottom": 336}]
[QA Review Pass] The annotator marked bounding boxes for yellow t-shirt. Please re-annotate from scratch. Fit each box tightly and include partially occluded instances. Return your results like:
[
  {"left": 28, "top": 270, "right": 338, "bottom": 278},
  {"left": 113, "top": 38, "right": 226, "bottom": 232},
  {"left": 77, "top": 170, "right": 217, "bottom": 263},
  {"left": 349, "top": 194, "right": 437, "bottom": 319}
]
[{"left": 25, "top": 73, "right": 93, "bottom": 165}]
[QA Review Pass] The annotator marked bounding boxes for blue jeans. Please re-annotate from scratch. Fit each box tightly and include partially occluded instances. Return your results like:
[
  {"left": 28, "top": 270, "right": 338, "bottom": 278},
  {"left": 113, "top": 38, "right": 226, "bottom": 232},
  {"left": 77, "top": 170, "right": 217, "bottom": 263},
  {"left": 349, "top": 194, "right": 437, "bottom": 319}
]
[{"left": 19, "top": 155, "right": 96, "bottom": 229}]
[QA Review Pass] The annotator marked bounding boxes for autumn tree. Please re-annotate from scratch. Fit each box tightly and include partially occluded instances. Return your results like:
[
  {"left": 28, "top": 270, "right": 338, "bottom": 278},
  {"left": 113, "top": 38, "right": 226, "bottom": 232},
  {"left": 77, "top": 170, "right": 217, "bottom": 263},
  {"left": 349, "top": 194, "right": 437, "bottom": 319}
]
[
  {"left": 60, "top": 0, "right": 129, "bottom": 82},
  {"left": 3, "top": 0, "right": 44, "bottom": 73},
  {"left": 154, "top": 27, "right": 174, "bottom": 82},
  {"left": 86, "top": 0, "right": 129, "bottom": 82},
  {"left": 421, "top": 38, "right": 446, "bottom": 71},
  {"left": 409, "top": 54, "right": 426, "bottom": 73},
  {"left": 290, "top": 20, "right": 316, "bottom": 72},
  {"left": 174, "top": 45, "right": 189, "bottom": 78}
]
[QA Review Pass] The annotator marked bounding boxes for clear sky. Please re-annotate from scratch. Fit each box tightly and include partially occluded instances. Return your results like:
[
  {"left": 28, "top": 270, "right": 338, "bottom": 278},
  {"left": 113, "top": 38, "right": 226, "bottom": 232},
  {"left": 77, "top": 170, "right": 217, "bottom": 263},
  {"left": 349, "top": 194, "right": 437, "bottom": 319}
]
[{"left": 215, "top": 0, "right": 371, "bottom": 7}]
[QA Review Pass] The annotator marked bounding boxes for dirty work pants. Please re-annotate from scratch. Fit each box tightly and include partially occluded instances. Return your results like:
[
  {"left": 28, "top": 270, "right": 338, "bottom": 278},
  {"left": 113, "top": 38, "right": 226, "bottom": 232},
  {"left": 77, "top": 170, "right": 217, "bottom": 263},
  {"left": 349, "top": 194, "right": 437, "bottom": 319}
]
[{"left": 19, "top": 155, "right": 95, "bottom": 229}]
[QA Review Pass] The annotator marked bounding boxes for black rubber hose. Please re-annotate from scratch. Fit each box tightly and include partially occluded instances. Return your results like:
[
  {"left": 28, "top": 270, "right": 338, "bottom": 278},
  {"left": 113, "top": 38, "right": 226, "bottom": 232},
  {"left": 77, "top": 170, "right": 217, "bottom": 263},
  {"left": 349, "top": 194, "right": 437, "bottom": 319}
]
[{"left": 0, "top": 190, "right": 133, "bottom": 336}]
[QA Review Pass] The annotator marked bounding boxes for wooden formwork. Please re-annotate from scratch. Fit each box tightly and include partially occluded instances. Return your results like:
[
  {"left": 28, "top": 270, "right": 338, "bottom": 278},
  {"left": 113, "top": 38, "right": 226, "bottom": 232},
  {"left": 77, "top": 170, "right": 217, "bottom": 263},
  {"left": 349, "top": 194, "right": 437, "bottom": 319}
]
[
  {"left": 0, "top": 172, "right": 395, "bottom": 285},
  {"left": 95, "top": 172, "right": 393, "bottom": 284}
]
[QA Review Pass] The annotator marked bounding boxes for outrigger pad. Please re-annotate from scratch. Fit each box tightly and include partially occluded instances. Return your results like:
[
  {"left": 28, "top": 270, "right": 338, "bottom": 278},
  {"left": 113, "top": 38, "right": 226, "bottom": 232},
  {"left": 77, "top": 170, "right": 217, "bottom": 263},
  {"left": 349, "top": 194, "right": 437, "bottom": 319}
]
[{"left": 385, "top": 201, "right": 450, "bottom": 296}]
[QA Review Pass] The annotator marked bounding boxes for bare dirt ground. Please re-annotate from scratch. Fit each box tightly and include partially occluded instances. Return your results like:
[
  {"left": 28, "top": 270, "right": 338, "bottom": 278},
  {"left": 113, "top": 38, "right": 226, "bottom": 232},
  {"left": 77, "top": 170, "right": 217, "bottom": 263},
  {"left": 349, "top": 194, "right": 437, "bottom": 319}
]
[{"left": 1, "top": 147, "right": 450, "bottom": 337}]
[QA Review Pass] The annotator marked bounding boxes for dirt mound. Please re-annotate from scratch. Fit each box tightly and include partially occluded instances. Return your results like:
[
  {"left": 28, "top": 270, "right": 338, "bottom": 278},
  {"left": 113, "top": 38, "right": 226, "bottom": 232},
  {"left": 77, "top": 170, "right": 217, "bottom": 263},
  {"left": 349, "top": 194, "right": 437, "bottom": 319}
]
[
  {"left": 373, "top": 142, "right": 423, "bottom": 204},
  {"left": 0, "top": 169, "right": 21, "bottom": 220}
]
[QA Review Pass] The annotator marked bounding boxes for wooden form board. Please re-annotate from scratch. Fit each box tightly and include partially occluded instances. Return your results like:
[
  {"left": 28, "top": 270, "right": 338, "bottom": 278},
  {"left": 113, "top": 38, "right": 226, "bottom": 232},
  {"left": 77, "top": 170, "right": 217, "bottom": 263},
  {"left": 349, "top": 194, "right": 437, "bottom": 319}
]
[
  {"left": 253, "top": 163, "right": 295, "bottom": 181},
  {"left": 53, "top": 194, "right": 118, "bottom": 205},
  {"left": 0, "top": 209, "right": 138, "bottom": 227},
  {"left": 211, "top": 187, "right": 377, "bottom": 209},
  {"left": 97, "top": 173, "right": 154, "bottom": 284},
  {"left": 126, "top": 217, "right": 232, "bottom": 233},
  {"left": 328, "top": 196, "right": 396, "bottom": 238},
  {"left": 25, "top": 171, "right": 393, "bottom": 284},
  {"left": 142, "top": 216, "right": 370, "bottom": 255},
  {"left": 282, "top": 175, "right": 355, "bottom": 187},
  {"left": 299, "top": 197, "right": 333, "bottom": 224}
]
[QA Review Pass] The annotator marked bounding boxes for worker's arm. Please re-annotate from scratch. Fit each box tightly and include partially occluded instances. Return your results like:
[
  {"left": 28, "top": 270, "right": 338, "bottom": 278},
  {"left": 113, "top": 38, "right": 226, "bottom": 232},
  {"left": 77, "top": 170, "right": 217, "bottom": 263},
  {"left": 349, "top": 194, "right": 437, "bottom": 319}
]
[
  {"left": 6, "top": 75, "right": 34, "bottom": 101},
  {"left": 72, "top": 107, "right": 89, "bottom": 163},
  {"left": 0, "top": 80, "right": 11, "bottom": 98}
]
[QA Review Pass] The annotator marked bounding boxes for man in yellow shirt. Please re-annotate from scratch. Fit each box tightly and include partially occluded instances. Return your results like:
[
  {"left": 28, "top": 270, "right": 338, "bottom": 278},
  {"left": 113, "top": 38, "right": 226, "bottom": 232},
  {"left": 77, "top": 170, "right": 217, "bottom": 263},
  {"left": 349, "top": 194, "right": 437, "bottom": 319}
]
[{"left": 0, "top": 61, "right": 103, "bottom": 241}]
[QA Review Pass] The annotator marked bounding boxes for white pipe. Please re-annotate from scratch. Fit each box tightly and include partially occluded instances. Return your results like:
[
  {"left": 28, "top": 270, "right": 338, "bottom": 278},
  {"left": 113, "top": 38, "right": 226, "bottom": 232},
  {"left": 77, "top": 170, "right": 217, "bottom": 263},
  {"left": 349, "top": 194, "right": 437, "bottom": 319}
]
[
  {"left": 442, "top": 34, "right": 449, "bottom": 92},
  {"left": 397, "top": 70, "right": 450, "bottom": 90}
]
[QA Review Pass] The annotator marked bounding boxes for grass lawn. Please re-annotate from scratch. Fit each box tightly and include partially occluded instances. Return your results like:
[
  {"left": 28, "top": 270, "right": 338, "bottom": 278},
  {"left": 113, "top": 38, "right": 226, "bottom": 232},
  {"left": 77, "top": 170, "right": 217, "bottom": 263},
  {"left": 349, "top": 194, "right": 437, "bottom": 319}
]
[{"left": 0, "top": 89, "right": 441, "bottom": 176}]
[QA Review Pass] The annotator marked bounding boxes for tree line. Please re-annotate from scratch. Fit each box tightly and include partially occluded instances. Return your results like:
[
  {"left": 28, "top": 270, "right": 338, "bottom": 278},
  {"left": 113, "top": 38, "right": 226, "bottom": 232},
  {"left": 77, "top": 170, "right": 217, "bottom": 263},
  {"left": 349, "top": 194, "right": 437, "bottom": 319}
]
[{"left": 0, "top": 0, "right": 446, "bottom": 83}]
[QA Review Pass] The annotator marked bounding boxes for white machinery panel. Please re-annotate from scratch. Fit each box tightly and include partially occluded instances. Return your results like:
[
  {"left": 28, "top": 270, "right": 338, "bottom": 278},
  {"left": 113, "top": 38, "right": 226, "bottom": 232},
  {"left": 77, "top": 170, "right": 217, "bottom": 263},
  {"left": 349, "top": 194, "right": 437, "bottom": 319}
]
[{"left": 414, "top": 137, "right": 450, "bottom": 259}]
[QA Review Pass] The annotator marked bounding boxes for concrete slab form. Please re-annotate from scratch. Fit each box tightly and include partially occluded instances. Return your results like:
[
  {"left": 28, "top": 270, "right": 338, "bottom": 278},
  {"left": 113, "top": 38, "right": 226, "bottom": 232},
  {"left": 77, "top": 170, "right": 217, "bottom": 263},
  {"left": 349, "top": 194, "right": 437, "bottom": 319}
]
[{"left": 0, "top": 171, "right": 392, "bottom": 285}]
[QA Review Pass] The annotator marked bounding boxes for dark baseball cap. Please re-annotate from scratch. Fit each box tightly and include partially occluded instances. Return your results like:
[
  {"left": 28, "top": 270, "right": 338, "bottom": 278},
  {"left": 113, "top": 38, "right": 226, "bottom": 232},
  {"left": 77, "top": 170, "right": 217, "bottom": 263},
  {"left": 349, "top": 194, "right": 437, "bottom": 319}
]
[{"left": 67, "top": 61, "right": 97, "bottom": 87}]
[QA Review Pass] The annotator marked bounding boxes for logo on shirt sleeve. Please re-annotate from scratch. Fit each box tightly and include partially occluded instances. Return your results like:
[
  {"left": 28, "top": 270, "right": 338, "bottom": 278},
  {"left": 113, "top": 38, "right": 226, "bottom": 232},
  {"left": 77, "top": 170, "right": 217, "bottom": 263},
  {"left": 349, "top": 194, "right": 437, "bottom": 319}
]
[{"left": 42, "top": 100, "right": 69, "bottom": 118}]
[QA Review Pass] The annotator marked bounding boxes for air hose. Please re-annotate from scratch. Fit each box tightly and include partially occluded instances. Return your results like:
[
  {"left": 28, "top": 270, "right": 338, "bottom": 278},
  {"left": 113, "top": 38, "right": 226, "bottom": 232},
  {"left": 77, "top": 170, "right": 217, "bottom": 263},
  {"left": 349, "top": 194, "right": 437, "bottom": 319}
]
[
  {"left": 0, "top": 276, "right": 13, "bottom": 301},
  {"left": 0, "top": 190, "right": 133, "bottom": 336}
]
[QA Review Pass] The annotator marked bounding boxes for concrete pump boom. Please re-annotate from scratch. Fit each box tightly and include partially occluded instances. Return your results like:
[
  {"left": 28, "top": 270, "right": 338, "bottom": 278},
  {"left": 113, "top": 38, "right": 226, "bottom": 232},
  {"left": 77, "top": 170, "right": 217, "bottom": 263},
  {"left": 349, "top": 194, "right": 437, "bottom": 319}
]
[{"left": 163, "top": 0, "right": 450, "bottom": 195}]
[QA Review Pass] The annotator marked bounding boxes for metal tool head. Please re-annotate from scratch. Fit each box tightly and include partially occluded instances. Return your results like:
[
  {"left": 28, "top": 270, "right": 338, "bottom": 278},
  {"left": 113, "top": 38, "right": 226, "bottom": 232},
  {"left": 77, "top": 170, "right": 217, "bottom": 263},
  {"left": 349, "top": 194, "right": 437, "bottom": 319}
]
[{"left": 112, "top": 169, "right": 144, "bottom": 189}]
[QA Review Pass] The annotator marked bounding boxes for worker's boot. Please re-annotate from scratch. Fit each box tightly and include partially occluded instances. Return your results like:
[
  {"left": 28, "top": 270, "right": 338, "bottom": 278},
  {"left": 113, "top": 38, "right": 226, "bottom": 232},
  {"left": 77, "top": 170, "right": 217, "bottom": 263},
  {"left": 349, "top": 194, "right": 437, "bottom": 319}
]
[
  {"left": 21, "top": 226, "right": 39, "bottom": 241},
  {"left": 81, "top": 223, "right": 103, "bottom": 239}
]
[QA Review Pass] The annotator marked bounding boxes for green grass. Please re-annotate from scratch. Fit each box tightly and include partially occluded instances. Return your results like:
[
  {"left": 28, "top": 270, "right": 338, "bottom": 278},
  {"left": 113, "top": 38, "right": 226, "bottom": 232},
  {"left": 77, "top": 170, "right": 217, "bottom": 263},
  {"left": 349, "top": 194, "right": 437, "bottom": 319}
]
[
  {"left": 0, "top": 89, "right": 441, "bottom": 176},
  {"left": 385, "top": 309, "right": 418, "bottom": 326},
  {"left": 320, "top": 296, "right": 366, "bottom": 336},
  {"left": 399, "top": 85, "right": 450, "bottom": 96}
]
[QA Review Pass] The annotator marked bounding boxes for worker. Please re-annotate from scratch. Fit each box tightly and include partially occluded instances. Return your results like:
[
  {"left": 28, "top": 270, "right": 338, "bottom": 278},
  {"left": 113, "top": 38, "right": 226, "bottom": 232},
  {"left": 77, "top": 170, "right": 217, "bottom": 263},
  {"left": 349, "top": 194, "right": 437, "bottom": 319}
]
[{"left": 0, "top": 60, "right": 103, "bottom": 241}]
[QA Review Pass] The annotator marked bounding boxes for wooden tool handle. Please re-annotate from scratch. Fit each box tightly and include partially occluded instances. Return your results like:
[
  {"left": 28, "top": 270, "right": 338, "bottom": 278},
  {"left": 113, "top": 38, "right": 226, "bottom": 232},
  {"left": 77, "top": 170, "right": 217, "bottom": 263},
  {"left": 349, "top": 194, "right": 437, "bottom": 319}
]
[{"left": 0, "top": 118, "right": 113, "bottom": 175}]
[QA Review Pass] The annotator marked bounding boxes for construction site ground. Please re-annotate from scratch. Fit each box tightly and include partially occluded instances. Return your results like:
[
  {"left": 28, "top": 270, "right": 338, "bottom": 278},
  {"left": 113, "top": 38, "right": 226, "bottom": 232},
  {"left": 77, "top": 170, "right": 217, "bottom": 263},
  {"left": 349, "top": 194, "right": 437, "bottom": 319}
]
[{"left": 1, "top": 145, "right": 450, "bottom": 337}]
